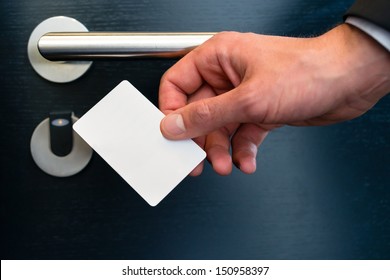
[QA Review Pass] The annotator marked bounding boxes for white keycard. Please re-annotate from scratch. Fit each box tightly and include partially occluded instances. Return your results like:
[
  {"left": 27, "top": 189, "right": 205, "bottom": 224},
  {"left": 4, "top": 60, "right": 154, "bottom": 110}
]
[{"left": 73, "top": 80, "right": 206, "bottom": 206}]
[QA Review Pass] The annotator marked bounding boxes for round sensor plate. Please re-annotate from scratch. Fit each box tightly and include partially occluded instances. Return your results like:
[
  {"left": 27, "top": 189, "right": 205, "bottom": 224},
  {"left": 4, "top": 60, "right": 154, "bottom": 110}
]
[
  {"left": 30, "top": 116, "right": 93, "bottom": 177},
  {"left": 27, "top": 16, "right": 92, "bottom": 83}
]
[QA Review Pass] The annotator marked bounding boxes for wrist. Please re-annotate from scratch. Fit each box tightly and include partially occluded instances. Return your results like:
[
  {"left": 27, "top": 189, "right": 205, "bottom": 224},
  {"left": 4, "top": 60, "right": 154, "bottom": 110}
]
[{"left": 319, "top": 24, "right": 390, "bottom": 101}]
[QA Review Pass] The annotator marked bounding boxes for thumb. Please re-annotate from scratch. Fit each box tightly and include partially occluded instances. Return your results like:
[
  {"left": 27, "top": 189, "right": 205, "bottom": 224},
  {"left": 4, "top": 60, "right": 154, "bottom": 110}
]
[{"left": 160, "top": 87, "right": 249, "bottom": 140}]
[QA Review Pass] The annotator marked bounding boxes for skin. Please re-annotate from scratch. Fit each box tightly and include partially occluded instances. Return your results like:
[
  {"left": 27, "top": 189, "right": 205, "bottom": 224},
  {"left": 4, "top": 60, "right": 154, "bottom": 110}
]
[{"left": 159, "top": 24, "right": 390, "bottom": 176}]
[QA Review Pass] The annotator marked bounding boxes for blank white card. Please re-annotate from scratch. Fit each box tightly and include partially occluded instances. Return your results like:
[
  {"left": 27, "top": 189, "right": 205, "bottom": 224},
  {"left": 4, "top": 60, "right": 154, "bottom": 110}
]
[{"left": 73, "top": 80, "right": 206, "bottom": 206}]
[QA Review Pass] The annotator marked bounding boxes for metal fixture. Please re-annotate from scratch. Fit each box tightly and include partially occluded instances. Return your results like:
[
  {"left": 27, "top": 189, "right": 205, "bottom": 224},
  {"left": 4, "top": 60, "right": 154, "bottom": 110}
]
[
  {"left": 30, "top": 112, "right": 93, "bottom": 177},
  {"left": 39, "top": 32, "right": 214, "bottom": 60},
  {"left": 28, "top": 16, "right": 215, "bottom": 83}
]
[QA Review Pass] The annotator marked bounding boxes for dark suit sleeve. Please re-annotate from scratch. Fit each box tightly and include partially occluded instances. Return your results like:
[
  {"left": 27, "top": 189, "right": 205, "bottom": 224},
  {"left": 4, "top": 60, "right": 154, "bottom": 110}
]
[{"left": 345, "top": 0, "right": 390, "bottom": 31}]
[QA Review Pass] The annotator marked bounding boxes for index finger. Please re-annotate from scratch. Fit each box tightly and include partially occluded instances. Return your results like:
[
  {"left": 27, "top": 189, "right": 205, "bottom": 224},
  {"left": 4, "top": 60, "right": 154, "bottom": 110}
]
[{"left": 158, "top": 50, "right": 204, "bottom": 115}]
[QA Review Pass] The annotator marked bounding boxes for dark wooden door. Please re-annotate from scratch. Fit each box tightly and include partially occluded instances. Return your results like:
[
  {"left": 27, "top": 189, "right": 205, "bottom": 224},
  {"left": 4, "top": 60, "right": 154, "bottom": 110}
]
[{"left": 1, "top": 0, "right": 389, "bottom": 259}]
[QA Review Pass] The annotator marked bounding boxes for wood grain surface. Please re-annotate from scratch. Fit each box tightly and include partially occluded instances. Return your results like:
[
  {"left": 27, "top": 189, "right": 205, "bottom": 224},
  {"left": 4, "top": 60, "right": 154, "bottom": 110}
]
[{"left": 1, "top": 0, "right": 389, "bottom": 259}]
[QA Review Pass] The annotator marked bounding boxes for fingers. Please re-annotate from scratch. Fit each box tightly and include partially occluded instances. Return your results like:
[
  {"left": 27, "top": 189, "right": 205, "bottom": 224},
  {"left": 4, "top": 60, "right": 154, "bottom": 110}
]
[
  {"left": 160, "top": 86, "right": 250, "bottom": 140},
  {"left": 189, "top": 161, "right": 205, "bottom": 176},
  {"left": 204, "top": 124, "right": 239, "bottom": 176},
  {"left": 201, "top": 123, "right": 270, "bottom": 175},
  {"left": 231, "top": 124, "right": 270, "bottom": 174},
  {"left": 158, "top": 32, "right": 272, "bottom": 175},
  {"left": 159, "top": 52, "right": 204, "bottom": 114},
  {"left": 188, "top": 122, "right": 272, "bottom": 176},
  {"left": 205, "top": 131, "right": 232, "bottom": 176}
]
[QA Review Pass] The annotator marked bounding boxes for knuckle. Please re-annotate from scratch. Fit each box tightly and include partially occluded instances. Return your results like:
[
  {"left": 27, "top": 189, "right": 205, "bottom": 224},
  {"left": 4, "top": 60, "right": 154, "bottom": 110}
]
[
  {"left": 237, "top": 84, "right": 268, "bottom": 123},
  {"left": 160, "top": 66, "right": 175, "bottom": 82},
  {"left": 191, "top": 100, "right": 214, "bottom": 124},
  {"left": 214, "top": 31, "right": 240, "bottom": 39},
  {"left": 159, "top": 70, "right": 172, "bottom": 88},
  {"left": 212, "top": 31, "right": 240, "bottom": 47}
]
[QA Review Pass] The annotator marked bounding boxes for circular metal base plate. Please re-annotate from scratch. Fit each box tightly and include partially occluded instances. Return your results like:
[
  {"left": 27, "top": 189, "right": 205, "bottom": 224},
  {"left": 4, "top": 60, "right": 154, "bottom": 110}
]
[
  {"left": 30, "top": 116, "right": 93, "bottom": 177},
  {"left": 27, "top": 16, "right": 92, "bottom": 83}
]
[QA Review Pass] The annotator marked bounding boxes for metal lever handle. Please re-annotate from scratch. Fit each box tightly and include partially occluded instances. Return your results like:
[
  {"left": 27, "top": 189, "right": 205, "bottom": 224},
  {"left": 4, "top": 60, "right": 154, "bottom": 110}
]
[{"left": 38, "top": 32, "right": 215, "bottom": 61}]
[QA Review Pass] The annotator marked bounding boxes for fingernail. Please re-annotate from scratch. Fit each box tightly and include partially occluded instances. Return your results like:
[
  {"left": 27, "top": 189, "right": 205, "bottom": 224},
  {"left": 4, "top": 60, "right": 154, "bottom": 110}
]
[{"left": 163, "top": 114, "right": 186, "bottom": 135}]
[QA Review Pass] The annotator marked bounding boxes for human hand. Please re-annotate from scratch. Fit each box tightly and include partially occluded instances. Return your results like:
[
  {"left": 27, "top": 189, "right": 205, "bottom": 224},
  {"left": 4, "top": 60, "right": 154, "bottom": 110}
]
[{"left": 159, "top": 24, "right": 390, "bottom": 176}]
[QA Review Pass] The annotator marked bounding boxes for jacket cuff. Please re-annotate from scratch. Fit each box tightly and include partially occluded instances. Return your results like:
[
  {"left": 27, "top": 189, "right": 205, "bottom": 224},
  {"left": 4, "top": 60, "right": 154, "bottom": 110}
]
[{"left": 345, "top": 16, "right": 390, "bottom": 52}]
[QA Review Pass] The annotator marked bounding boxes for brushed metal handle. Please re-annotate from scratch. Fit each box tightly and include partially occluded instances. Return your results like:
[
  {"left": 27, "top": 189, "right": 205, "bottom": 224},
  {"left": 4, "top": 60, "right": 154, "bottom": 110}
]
[
  {"left": 38, "top": 32, "right": 215, "bottom": 61},
  {"left": 28, "top": 16, "right": 215, "bottom": 82}
]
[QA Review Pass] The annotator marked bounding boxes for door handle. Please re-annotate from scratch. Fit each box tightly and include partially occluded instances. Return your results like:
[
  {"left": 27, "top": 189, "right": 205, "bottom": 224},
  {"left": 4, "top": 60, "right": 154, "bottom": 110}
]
[
  {"left": 39, "top": 32, "right": 215, "bottom": 61},
  {"left": 28, "top": 16, "right": 215, "bottom": 83}
]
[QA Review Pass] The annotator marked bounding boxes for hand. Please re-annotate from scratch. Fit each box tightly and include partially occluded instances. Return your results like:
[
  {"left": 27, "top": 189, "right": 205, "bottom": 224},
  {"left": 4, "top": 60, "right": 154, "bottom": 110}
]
[{"left": 159, "top": 24, "right": 390, "bottom": 176}]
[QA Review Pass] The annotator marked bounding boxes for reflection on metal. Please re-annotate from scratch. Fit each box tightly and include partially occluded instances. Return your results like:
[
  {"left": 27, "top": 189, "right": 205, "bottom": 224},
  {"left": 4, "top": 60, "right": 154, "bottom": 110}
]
[
  {"left": 28, "top": 16, "right": 215, "bottom": 82},
  {"left": 51, "top": 118, "right": 70, "bottom": 127},
  {"left": 27, "top": 16, "right": 93, "bottom": 83},
  {"left": 39, "top": 32, "right": 215, "bottom": 61}
]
